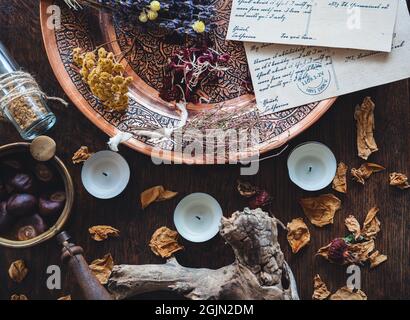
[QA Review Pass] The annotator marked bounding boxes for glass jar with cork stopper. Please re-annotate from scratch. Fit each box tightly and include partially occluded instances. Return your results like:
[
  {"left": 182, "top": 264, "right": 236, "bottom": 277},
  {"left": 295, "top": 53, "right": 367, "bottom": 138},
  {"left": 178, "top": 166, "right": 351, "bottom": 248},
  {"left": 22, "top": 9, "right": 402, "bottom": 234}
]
[{"left": 0, "top": 41, "right": 57, "bottom": 140}]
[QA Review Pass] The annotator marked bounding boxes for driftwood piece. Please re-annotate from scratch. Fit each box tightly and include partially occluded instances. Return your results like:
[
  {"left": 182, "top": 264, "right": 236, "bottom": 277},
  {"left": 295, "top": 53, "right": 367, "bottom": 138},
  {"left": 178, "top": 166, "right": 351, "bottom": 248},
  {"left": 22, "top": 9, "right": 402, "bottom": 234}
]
[{"left": 108, "top": 208, "right": 299, "bottom": 300}]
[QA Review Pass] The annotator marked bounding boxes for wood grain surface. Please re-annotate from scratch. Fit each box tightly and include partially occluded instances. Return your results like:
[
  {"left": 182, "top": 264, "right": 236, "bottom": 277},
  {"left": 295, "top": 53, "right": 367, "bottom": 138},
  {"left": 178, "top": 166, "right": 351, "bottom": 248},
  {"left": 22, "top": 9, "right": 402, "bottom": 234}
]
[{"left": 0, "top": 0, "right": 409, "bottom": 300}]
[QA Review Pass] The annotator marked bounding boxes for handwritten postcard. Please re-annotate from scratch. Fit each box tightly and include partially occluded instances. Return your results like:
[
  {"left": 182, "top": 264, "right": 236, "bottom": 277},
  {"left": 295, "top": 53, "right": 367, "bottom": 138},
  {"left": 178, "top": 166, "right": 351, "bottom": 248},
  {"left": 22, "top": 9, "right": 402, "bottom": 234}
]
[
  {"left": 244, "top": 0, "right": 410, "bottom": 114},
  {"left": 227, "top": 0, "right": 399, "bottom": 52}
]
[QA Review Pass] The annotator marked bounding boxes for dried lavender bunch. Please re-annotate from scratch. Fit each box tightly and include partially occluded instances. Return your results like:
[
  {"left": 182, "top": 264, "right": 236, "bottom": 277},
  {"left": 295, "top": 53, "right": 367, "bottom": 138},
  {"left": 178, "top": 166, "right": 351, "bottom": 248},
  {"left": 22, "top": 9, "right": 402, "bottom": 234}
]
[{"left": 64, "top": 0, "right": 216, "bottom": 36}]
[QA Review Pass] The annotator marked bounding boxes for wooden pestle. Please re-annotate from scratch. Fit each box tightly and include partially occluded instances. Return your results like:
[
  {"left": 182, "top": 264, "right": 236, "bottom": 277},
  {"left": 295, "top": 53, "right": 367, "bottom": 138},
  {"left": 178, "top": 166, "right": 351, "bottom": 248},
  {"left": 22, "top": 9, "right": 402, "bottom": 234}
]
[{"left": 57, "top": 231, "right": 113, "bottom": 300}]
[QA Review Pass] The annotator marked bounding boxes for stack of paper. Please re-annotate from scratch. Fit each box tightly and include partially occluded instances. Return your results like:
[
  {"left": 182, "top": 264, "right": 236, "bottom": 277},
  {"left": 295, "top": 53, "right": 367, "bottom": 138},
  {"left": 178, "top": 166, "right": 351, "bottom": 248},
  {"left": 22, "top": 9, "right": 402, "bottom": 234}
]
[{"left": 226, "top": 0, "right": 410, "bottom": 114}]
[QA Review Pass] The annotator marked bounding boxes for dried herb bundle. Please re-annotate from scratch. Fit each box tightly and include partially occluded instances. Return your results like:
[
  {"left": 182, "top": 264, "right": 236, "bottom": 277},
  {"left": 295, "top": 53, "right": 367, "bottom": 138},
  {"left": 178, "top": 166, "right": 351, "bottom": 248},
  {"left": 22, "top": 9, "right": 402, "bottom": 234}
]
[{"left": 64, "top": 0, "right": 216, "bottom": 37}]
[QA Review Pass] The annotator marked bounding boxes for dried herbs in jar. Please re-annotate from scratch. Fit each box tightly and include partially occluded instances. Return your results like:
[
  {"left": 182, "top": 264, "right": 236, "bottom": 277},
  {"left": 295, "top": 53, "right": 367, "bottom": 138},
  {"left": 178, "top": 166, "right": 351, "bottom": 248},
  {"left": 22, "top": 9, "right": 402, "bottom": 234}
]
[{"left": 0, "top": 42, "right": 56, "bottom": 140}]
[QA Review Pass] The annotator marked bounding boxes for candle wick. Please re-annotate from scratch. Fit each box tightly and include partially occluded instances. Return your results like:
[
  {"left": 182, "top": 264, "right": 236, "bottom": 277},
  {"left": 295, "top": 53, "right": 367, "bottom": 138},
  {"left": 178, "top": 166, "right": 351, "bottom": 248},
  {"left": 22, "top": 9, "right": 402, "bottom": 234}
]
[
  {"left": 308, "top": 166, "right": 312, "bottom": 173},
  {"left": 102, "top": 172, "right": 108, "bottom": 177},
  {"left": 195, "top": 216, "right": 201, "bottom": 220}
]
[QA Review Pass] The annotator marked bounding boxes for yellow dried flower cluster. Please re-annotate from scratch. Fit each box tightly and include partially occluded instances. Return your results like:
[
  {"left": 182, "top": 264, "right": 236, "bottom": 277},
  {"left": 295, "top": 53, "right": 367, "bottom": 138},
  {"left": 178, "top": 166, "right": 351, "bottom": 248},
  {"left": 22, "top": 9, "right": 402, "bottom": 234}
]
[{"left": 72, "top": 47, "right": 132, "bottom": 112}]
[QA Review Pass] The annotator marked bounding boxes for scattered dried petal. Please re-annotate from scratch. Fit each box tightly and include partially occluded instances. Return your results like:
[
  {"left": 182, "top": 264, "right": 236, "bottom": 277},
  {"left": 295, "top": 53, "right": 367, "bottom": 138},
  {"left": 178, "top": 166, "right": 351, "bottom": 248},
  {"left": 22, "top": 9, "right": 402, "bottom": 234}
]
[
  {"left": 140, "top": 186, "right": 178, "bottom": 209},
  {"left": 10, "top": 294, "right": 28, "bottom": 300},
  {"left": 330, "top": 286, "right": 367, "bottom": 300},
  {"left": 8, "top": 260, "right": 28, "bottom": 283},
  {"left": 351, "top": 163, "right": 385, "bottom": 184},
  {"left": 58, "top": 295, "right": 72, "bottom": 300},
  {"left": 355, "top": 97, "right": 378, "bottom": 160},
  {"left": 149, "top": 226, "right": 184, "bottom": 258},
  {"left": 389, "top": 172, "right": 410, "bottom": 190},
  {"left": 248, "top": 190, "right": 272, "bottom": 209},
  {"left": 237, "top": 180, "right": 257, "bottom": 198},
  {"left": 361, "top": 207, "right": 380, "bottom": 240},
  {"left": 332, "top": 162, "right": 348, "bottom": 193},
  {"left": 369, "top": 250, "right": 388, "bottom": 269},
  {"left": 299, "top": 194, "right": 341, "bottom": 227},
  {"left": 312, "top": 274, "right": 331, "bottom": 300},
  {"left": 89, "top": 253, "right": 114, "bottom": 285},
  {"left": 349, "top": 240, "right": 375, "bottom": 263},
  {"left": 287, "top": 218, "right": 310, "bottom": 253},
  {"left": 89, "top": 225, "right": 120, "bottom": 241},
  {"left": 72, "top": 146, "right": 92, "bottom": 164},
  {"left": 345, "top": 215, "right": 361, "bottom": 240}
]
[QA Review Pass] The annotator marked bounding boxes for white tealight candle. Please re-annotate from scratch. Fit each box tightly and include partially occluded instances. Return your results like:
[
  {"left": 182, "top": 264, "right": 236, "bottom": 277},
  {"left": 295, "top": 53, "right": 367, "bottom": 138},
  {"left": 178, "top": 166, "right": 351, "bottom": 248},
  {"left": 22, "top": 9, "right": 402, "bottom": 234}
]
[
  {"left": 81, "top": 151, "right": 130, "bottom": 199},
  {"left": 174, "top": 193, "right": 223, "bottom": 243},
  {"left": 287, "top": 142, "right": 337, "bottom": 191}
]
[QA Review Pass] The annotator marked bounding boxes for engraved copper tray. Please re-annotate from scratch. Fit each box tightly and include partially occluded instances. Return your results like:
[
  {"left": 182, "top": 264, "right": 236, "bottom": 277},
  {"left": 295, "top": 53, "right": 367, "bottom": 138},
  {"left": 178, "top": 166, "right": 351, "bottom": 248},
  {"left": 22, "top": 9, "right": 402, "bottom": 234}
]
[{"left": 39, "top": 0, "right": 336, "bottom": 164}]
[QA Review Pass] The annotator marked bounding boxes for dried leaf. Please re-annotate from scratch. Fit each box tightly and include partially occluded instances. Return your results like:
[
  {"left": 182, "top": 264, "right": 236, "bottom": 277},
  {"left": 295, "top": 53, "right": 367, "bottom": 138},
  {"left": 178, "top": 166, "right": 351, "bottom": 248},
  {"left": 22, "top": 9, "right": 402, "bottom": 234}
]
[
  {"left": 149, "top": 226, "right": 184, "bottom": 258},
  {"left": 332, "top": 162, "right": 348, "bottom": 193},
  {"left": 157, "top": 190, "right": 179, "bottom": 201},
  {"left": 389, "top": 172, "right": 410, "bottom": 190},
  {"left": 8, "top": 260, "right": 28, "bottom": 283},
  {"left": 330, "top": 286, "right": 367, "bottom": 300},
  {"left": 89, "top": 225, "right": 120, "bottom": 241},
  {"left": 299, "top": 194, "right": 341, "bottom": 227},
  {"left": 361, "top": 207, "right": 380, "bottom": 240},
  {"left": 140, "top": 186, "right": 178, "bottom": 209},
  {"left": 354, "top": 97, "right": 378, "bottom": 160},
  {"left": 89, "top": 253, "right": 114, "bottom": 285},
  {"left": 10, "top": 294, "right": 28, "bottom": 300},
  {"left": 58, "top": 295, "right": 72, "bottom": 300},
  {"left": 316, "top": 242, "right": 332, "bottom": 261},
  {"left": 369, "top": 250, "right": 388, "bottom": 269},
  {"left": 312, "top": 274, "right": 331, "bottom": 300},
  {"left": 72, "top": 146, "right": 92, "bottom": 164},
  {"left": 345, "top": 215, "right": 361, "bottom": 240},
  {"left": 287, "top": 218, "right": 310, "bottom": 253},
  {"left": 351, "top": 163, "right": 385, "bottom": 184},
  {"left": 237, "top": 180, "right": 257, "bottom": 197},
  {"left": 349, "top": 240, "right": 375, "bottom": 263}
]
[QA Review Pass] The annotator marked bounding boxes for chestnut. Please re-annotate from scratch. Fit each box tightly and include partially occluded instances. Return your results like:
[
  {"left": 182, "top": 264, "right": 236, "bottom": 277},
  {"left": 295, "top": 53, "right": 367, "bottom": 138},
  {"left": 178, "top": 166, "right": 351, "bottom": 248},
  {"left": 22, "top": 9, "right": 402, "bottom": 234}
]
[
  {"left": 7, "top": 173, "right": 34, "bottom": 194},
  {"left": 17, "top": 226, "right": 37, "bottom": 241},
  {"left": 39, "top": 191, "right": 66, "bottom": 217},
  {"left": 16, "top": 214, "right": 47, "bottom": 240},
  {"left": 0, "top": 201, "right": 13, "bottom": 233},
  {"left": 34, "top": 163, "right": 54, "bottom": 183},
  {"left": 7, "top": 194, "right": 38, "bottom": 217}
]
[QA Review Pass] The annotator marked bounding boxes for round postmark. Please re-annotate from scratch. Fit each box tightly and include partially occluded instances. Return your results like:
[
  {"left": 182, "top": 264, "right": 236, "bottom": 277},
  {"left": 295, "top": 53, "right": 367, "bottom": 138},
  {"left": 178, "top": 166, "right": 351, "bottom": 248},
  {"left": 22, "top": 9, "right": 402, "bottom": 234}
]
[{"left": 296, "top": 62, "right": 331, "bottom": 95}]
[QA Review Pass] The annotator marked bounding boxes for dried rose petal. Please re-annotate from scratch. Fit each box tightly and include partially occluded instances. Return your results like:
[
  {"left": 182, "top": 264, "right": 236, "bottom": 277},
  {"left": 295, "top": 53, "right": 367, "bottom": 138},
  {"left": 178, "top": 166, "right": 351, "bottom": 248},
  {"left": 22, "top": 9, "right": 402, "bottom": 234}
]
[
  {"left": 72, "top": 146, "right": 92, "bottom": 164},
  {"left": 312, "top": 274, "right": 331, "bottom": 300},
  {"left": 389, "top": 172, "right": 410, "bottom": 190},
  {"left": 140, "top": 186, "right": 178, "bottom": 209},
  {"left": 89, "top": 225, "right": 120, "bottom": 241},
  {"left": 89, "top": 253, "right": 114, "bottom": 285},
  {"left": 287, "top": 218, "right": 310, "bottom": 254},
  {"left": 361, "top": 207, "right": 380, "bottom": 240},
  {"left": 248, "top": 190, "right": 272, "bottom": 209},
  {"left": 369, "top": 250, "right": 387, "bottom": 269},
  {"left": 10, "top": 294, "right": 28, "bottom": 300},
  {"left": 299, "top": 194, "right": 341, "bottom": 227},
  {"left": 330, "top": 286, "right": 367, "bottom": 300},
  {"left": 351, "top": 163, "right": 385, "bottom": 184},
  {"left": 355, "top": 97, "right": 378, "bottom": 160},
  {"left": 332, "top": 162, "right": 348, "bottom": 193},
  {"left": 149, "top": 227, "right": 184, "bottom": 258},
  {"left": 345, "top": 215, "right": 361, "bottom": 240},
  {"left": 349, "top": 240, "right": 375, "bottom": 263},
  {"left": 237, "top": 180, "right": 257, "bottom": 198},
  {"left": 8, "top": 260, "right": 28, "bottom": 283}
]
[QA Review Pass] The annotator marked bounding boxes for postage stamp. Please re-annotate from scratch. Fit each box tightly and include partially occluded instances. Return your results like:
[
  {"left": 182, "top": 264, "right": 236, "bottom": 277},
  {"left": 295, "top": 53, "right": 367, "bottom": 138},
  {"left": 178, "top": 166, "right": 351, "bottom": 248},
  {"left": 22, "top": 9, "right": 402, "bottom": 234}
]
[{"left": 295, "top": 62, "right": 331, "bottom": 95}]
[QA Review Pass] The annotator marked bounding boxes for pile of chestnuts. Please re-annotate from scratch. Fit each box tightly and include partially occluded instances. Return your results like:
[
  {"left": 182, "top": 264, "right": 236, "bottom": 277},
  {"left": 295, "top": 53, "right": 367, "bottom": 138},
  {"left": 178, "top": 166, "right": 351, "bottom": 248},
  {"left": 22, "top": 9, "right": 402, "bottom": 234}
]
[{"left": 0, "top": 154, "right": 66, "bottom": 241}]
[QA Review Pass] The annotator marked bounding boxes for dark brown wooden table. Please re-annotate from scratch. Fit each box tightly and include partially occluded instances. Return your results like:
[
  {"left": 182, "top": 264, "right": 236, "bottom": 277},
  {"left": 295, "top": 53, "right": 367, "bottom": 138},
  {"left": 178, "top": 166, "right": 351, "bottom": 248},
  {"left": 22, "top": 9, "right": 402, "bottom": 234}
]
[{"left": 0, "top": 1, "right": 409, "bottom": 300}]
